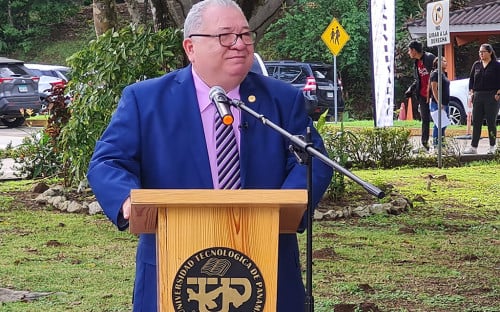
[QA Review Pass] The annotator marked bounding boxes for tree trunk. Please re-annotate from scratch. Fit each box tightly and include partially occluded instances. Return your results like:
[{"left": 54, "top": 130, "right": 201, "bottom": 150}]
[
  {"left": 148, "top": 0, "right": 175, "bottom": 31},
  {"left": 163, "top": 0, "right": 296, "bottom": 42},
  {"left": 93, "top": 0, "right": 119, "bottom": 37},
  {"left": 7, "top": 0, "right": 13, "bottom": 26},
  {"left": 124, "top": 0, "right": 143, "bottom": 25},
  {"left": 164, "top": 0, "right": 197, "bottom": 29}
]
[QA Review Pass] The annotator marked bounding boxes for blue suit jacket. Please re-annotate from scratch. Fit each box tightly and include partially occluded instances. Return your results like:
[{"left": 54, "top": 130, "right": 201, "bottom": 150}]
[{"left": 87, "top": 65, "right": 333, "bottom": 312}]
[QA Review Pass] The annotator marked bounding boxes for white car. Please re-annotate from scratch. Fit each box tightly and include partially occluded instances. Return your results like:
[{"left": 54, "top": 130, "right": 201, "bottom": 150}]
[
  {"left": 449, "top": 77, "right": 500, "bottom": 125},
  {"left": 24, "top": 64, "right": 68, "bottom": 106},
  {"left": 24, "top": 63, "right": 71, "bottom": 82},
  {"left": 448, "top": 78, "right": 469, "bottom": 125},
  {"left": 36, "top": 75, "right": 65, "bottom": 95},
  {"left": 250, "top": 53, "right": 268, "bottom": 76}
]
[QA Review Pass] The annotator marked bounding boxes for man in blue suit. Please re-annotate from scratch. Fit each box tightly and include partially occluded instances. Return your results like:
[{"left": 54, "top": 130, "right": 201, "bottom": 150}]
[{"left": 87, "top": 0, "right": 333, "bottom": 311}]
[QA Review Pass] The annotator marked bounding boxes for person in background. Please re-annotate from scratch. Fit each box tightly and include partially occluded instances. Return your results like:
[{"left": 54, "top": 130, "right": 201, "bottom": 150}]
[
  {"left": 406, "top": 40, "right": 436, "bottom": 152},
  {"left": 428, "top": 56, "right": 450, "bottom": 149},
  {"left": 465, "top": 94, "right": 473, "bottom": 138},
  {"left": 463, "top": 43, "right": 500, "bottom": 155},
  {"left": 86, "top": 0, "right": 333, "bottom": 311}
]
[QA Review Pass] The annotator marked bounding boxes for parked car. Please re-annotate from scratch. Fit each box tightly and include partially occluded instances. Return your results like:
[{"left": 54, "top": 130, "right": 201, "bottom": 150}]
[
  {"left": 24, "top": 63, "right": 71, "bottom": 82},
  {"left": 449, "top": 77, "right": 500, "bottom": 125},
  {"left": 309, "top": 62, "right": 344, "bottom": 119},
  {"left": 250, "top": 53, "right": 268, "bottom": 76},
  {"left": 264, "top": 60, "right": 344, "bottom": 120},
  {"left": 24, "top": 63, "right": 73, "bottom": 112},
  {"left": 448, "top": 78, "right": 469, "bottom": 125},
  {"left": 0, "top": 57, "right": 42, "bottom": 127}
]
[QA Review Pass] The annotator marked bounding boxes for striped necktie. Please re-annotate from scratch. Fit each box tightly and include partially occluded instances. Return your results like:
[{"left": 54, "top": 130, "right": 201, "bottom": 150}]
[{"left": 215, "top": 112, "right": 241, "bottom": 189}]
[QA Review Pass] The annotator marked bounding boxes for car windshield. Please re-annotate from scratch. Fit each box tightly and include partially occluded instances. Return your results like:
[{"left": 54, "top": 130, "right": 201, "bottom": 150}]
[
  {"left": 0, "top": 64, "right": 29, "bottom": 77},
  {"left": 313, "top": 70, "right": 327, "bottom": 79},
  {"left": 310, "top": 65, "right": 333, "bottom": 81},
  {"left": 27, "top": 68, "right": 43, "bottom": 76}
]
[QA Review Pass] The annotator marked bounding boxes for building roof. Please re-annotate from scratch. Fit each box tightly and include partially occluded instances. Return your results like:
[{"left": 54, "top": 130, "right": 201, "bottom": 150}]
[{"left": 407, "top": 0, "right": 500, "bottom": 37}]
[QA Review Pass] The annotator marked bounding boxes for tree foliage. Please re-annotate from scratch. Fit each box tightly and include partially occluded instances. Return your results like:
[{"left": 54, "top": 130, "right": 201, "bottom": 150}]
[
  {"left": 0, "top": 0, "right": 80, "bottom": 53},
  {"left": 258, "top": 0, "right": 431, "bottom": 119},
  {"left": 61, "top": 25, "right": 184, "bottom": 186}
]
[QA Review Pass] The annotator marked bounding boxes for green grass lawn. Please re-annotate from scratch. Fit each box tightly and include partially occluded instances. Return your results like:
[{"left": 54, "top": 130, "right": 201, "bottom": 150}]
[{"left": 0, "top": 163, "right": 499, "bottom": 311}]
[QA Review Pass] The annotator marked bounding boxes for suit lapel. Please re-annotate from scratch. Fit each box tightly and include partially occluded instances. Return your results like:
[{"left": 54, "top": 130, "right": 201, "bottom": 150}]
[{"left": 172, "top": 66, "right": 214, "bottom": 188}]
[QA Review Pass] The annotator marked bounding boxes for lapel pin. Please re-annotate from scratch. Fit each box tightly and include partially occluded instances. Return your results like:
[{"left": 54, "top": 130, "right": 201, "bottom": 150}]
[{"left": 248, "top": 95, "right": 256, "bottom": 103}]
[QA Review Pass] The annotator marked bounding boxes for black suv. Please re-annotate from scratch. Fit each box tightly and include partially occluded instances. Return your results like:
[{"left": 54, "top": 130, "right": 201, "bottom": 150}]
[
  {"left": 264, "top": 60, "right": 344, "bottom": 120},
  {"left": 0, "top": 57, "right": 41, "bottom": 127}
]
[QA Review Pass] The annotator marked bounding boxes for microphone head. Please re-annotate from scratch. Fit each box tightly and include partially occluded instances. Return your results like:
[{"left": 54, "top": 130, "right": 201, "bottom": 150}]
[
  {"left": 209, "top": 86, "right": 226, "bottom": 102},
  {"left": 222, "top": 115, "right": 234, "bottom": 126}
]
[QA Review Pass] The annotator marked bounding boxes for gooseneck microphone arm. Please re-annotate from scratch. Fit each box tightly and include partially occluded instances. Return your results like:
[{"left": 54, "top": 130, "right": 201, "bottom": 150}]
[
  {"left": 229, "top": 97, "right": 384, "bottom": 312},
  {"left": 229, "top": 98, "right": 384, "bottom": 199}
]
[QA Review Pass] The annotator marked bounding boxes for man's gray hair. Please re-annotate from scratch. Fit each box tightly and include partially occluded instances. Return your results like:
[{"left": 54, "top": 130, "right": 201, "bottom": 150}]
[{"left": 184, "top": 0, "right": 244, "bottom": 39}]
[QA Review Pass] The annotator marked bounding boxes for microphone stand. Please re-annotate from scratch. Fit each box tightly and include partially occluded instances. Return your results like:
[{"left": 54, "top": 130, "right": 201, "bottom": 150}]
[{"left": 230, "top": 98, "right": 385, "bottom": 312}]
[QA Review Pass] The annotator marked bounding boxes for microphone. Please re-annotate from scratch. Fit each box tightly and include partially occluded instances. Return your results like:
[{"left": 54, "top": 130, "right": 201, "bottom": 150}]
[{"left": 209, "top": 86, "right": 233, "bottom": 126}]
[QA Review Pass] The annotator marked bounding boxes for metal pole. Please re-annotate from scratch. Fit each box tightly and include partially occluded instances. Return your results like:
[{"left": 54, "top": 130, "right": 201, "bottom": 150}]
[
  {"left": 437, "top": 45, "right": 442, "bottom": 167},
  {"left": 334, "top": 55, "right": 338, "bottom": 123}
]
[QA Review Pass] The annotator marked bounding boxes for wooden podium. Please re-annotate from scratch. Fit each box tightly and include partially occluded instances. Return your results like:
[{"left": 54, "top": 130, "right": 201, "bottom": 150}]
[{"left": 129, "top": 189, "right": 307, "bottom": 312}]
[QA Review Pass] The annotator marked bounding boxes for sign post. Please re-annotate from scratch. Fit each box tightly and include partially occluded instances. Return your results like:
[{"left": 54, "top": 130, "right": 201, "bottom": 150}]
[
  {"left": 321, "top": 18, "right": 350, "bottom": 123},
  {"left": 427, "top": 0, "right": 450, "bottom": 167}
]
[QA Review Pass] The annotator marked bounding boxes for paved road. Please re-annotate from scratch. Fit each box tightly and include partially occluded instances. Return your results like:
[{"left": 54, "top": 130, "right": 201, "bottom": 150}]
[
  {"left": 411, "top": 134, "right": 497, "bottom": 155},
  {"left": 0, "top": 126, "right": 41, "bottom": 149},
  {"left": 0, "top": 126, "right": 42, "bottom": 180}
]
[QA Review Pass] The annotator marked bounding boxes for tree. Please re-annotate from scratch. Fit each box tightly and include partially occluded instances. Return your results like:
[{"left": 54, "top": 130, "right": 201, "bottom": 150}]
[
  {"left": 93, "top": 0, "right": 118, "bottom": 36},
  {"left": 0, "top": 0, "right": 80, "bottom": 53},
  {"left": 259, "top": 0, "right": 434, "bottom": 119},
  {"left": 158, "top": 0, "right": 295, "bottom": 41},
  {"left": 124, "top": 0, "right": 143, "bottom": 25},
  {"left": 62, "top": 25, "right": 184, "bottom": 185},
  {"left": 91, "top": 0, "right": 294, "bottom": 39}
]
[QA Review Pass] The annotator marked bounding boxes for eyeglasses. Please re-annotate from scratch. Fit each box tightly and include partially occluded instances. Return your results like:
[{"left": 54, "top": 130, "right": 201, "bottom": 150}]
[
  {"left": 479, "top": 50, "right": 489, "bottom": 54},
  {"left": 188, "top": 31, "right": 257, "bottom": 47}
]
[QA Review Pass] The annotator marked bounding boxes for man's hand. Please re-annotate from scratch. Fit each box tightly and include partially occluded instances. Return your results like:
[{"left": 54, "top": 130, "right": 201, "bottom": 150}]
[{"left": 122, "top": 197, "right": 131, "bottom": 220}]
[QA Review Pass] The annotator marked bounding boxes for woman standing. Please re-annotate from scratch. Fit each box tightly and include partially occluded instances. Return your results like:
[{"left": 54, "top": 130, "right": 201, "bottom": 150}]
[
  {"left": 464, "top": 43, "right": 500, "bottom": 154},
  {"left": 428, "top": 57, "right": 450, "bottom": 149}
]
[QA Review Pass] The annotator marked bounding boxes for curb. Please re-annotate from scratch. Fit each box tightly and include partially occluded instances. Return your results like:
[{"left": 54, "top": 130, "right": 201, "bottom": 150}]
[{"left": 24, "top": 120, "right": 48, "bottom": 127}]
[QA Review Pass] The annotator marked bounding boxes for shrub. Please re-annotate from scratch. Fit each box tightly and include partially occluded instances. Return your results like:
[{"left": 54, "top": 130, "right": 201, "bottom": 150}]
[
  {"left": 12, "top": 131, "right": 62, "bottom": 179},
  {"left": 322, "top": 126, "right": 413, "bottom": 169},
  {"left": 11, "top": 84, "right": 69, "bottom": 179},
  {"left": 60, "top": 25, "right": 184, "bottom": 186}
]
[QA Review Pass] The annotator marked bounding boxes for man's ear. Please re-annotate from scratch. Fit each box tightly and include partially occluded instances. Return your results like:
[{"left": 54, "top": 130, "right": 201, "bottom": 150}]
[{"left": 183, "top": 39, "right": 195, "bottom": 61}]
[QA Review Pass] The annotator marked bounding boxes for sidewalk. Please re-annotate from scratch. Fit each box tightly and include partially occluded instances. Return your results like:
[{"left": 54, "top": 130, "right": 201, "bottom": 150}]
[
  {"left": 409, "top": 124, "right": 499, "bottom": 156},
  {"left": 411, "top": 134, "right": 497, "bottom": 155}
]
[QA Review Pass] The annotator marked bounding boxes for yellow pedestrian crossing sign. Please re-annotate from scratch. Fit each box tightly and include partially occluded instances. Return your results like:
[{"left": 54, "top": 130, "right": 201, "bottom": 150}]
[{"left": 321, "top": 18, "right": 350, "bottom": 56}]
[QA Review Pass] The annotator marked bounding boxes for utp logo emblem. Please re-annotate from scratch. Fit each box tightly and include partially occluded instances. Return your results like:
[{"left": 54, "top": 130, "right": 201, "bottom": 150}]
[{"left": 172, "top": 247, "right": 266, "bottom": 312}]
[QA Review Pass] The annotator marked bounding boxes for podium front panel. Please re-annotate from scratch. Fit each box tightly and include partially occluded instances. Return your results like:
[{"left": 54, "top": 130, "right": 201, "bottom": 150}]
[{"left": 157, "top": 205, "right": 279, "bottom": 312}]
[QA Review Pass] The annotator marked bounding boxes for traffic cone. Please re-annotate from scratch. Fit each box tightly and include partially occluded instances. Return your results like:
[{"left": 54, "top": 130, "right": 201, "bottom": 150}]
[
  {"left": 398, "top": 102, "right": 406, "bottom": 120},
  {"left": 406, "top": 98, "right": 414, "bottom": 121}
]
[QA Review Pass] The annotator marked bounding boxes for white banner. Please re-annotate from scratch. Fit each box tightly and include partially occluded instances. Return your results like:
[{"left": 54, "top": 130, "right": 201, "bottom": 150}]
[{"left": 371, "top": 0, "right": 395, "bottom": 127}]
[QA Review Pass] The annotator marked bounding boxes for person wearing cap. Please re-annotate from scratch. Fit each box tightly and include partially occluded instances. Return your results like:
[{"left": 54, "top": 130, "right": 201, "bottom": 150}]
[{"left": 405, "top": 40, "right": 436, "bottom": 151}]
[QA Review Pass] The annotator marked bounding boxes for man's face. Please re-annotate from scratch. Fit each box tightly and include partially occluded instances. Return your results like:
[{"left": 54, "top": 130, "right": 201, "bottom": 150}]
[
  {"left": 183, "top": 5, "right": 254, "bottom": 90},
  {"left": 408, "top": 47, "right": 418, "bottom": 59}
]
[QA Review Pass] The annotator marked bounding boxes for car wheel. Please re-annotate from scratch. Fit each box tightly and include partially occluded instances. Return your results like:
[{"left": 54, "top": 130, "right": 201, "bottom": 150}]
[
  {"left": 448, "top": 99, "right": 466, "bottom": 125},
  {"left": 1, "top": 117, "right": 26, "bottom": 128}
]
